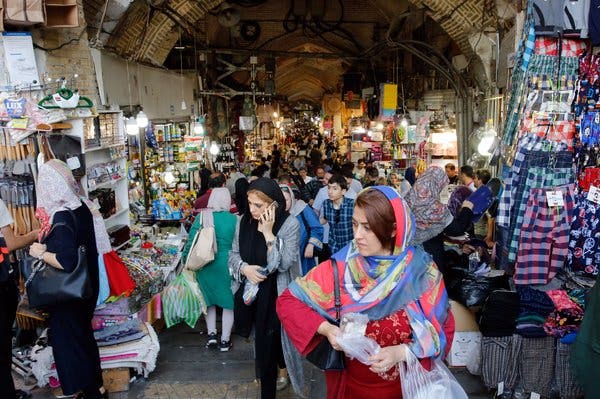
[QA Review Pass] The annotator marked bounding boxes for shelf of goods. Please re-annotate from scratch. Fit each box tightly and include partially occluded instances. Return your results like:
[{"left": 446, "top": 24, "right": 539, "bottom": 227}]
[
  {"left": 62, "top": 112, "right": 130, "bottom": 229},
  {"left": 144, "top": 122, "right": 196, "bottom": 220}
]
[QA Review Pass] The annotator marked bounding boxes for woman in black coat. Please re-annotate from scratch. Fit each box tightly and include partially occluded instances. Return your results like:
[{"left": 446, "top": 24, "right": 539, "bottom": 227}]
[{"left": 29, "top": 160, "right": 106, "bottom": 399}]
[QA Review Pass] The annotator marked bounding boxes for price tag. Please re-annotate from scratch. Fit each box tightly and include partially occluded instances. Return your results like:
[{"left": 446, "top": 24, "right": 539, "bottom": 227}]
[
  {"left": 588, "top": 185, "right": 600, "bottom": 205},
  {"left": 546, "top": 190, "right": 564, "bottom": 207},
  {"left": 66, "top": 156, "right": 81, "bottom": 170},
  {"left": 530, "top": 392, "right": 540, "bottom": 399},
  {"left": 497, "top": 381, "right": 504, "bottom": 395}
]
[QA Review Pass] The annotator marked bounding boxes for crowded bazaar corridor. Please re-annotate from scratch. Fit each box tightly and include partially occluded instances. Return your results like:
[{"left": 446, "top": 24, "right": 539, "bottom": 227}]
[{"left": 0, "top": 0, "right": 598, "bottom": 398}]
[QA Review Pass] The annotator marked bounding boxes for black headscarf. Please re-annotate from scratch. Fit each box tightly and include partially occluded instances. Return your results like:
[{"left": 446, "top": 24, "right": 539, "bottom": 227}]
[
  {"left": 239, "top": 178, "right": 289, "bottom": 267},
  {"left": 234, "top": 178, "right": 249, "bottom": 216}
]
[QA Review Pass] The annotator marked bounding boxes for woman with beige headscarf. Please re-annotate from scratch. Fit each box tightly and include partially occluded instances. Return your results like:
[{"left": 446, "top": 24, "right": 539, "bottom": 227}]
[
  {"left": 28, "top": 159, "right": 106, "bottom": 399},
  {"left": 182, "top": 187, "right": 238, "bottom": 351}
]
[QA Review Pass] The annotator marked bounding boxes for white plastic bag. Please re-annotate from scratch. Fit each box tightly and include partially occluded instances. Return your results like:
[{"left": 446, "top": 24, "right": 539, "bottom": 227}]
[
  {"left": 336, "top": 312, "right": 381, "bottom": 364},
  {"left": 399, "top": 348, "right": 468, "bottom": 399}
]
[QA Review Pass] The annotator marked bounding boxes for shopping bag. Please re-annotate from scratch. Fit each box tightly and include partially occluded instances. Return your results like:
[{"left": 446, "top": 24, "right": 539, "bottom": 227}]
[
  {"left": 399, "top": 348, "right": 468, "bottom": 399},
  {"left": 162, "top": 270, "right": 206, "bottom": 328},
  {"left": 185, "top": 210, "right": 217, "bottom": 271}
]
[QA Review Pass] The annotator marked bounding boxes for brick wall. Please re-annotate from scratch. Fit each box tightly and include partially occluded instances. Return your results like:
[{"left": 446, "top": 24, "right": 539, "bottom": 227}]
[{"left": 32, "top": 0, "right": 100, "bottom": 105}]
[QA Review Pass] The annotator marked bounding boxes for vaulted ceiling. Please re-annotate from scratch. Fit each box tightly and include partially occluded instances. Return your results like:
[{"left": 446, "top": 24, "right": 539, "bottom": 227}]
[{"left": 82, "top": 0, "right": 517, "bottom": 103}]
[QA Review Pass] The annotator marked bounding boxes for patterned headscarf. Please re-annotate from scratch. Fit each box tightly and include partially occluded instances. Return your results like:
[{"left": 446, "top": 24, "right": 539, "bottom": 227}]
[
  {"left": 447, "top": 185, "right": 473, "bottom": 217},
  {"left": 207, "top": 187, "right": 231, "bottom": 212},
  {"left": 405, "top": 166, "right": 453, "bottom": 244},
  {"left": 37, "top": 159, "right": 112, "bottom": 253},
  {"left": 289, "top": 186, "right": 449, "bottom": 358}
]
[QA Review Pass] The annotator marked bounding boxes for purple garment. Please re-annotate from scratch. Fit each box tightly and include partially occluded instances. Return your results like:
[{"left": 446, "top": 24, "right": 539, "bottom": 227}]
[{"left": 447, "top": 185, "right": 472, "bottom": 216}]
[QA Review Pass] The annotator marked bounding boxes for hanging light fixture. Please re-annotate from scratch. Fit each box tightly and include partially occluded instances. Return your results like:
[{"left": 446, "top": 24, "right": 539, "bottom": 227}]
[
  {"left": 136, "top": 110, "right": 149, "bottom": 128},
  {"left": 126, "top": 117, "right": 139, "bottom": 135},
  {"left": 209, "top": 141, "right": 219, "bottom": 155}
]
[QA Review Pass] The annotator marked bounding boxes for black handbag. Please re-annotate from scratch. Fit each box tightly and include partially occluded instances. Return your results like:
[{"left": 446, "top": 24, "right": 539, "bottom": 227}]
[
  {"left": 23, "top": 210, "right": 92, "bottom": 308},
  {"left": 305, "top": 258, "right": 345, "bottom": 370}
]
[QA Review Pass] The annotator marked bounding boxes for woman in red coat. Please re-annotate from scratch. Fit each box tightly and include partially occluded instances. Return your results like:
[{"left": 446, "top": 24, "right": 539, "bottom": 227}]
[{"left": 277, "top": 186, "right": 454, "bottom": 399}]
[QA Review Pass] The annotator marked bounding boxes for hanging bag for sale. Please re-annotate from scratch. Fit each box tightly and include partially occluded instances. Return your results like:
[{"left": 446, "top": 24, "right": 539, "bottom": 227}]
[{"left": 162, "top": 270, "right": 206, "bottom": 328}]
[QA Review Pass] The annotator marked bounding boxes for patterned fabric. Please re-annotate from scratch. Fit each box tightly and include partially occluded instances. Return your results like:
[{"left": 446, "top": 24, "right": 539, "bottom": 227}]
[
  {"left": 543, "top": 290, "right": 584, "bottom": 338},
  {"left": 365, "top": 309, "right": 411, "bottom": 381},
  {"left": 37, "top": 159, "right": 112, "bottom": 254},
  {"left": 507, "top": 167, "right": 572, "bottom": 262},
  {"left": 289, "top": 186, "right": 449, "bottom": 359},
  {"left": 567, "top": 193, "right": 600, "bottom": 276},
  {"left": 534, "top": 38, "right": 587, "bottom": 57},
  {"left": 519, "top": 336, "right": 556, "bottom": 398},
  {"left": 555, "top": 341, "right": 585, "bottom": 399},
  {"left": 447, "top": 185, "right": 472, "bottom": 217},
  {"left": 481, "top": 335, "right": 522, "bottom": 390},
  {"left": 322, "top": 196, "right": 354, "bottom": 254},
  {"left": 405, "top": 166, "right": 452, "bottom": 245},
  {"left": 514, "top": 184, "right": 575, "bottom": 285}
]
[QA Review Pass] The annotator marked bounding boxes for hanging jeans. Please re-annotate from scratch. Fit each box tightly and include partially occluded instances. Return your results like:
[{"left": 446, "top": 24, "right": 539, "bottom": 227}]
[{"left": 515, "top": 183, "right": 575, "bottom": 285}]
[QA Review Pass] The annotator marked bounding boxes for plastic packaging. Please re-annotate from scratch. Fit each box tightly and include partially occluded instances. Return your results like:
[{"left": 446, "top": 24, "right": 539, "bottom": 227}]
[
  {"left": 336, "top": 313, "right": 381, "bottom": 365},
  {"left": 399, "top": 348, "right": 468, "bottom": 399},
  {"left": 242, "top": 267, "right": 267, "bottom": 305}
]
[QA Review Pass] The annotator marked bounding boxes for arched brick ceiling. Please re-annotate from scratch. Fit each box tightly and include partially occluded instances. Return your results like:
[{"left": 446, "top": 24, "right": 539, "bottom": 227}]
[
  {"left": 275, "top": 44, "right": 346, "bottom": 103},
  {"left": 87, "top": 0, "right": 505, "bottom": 65}
]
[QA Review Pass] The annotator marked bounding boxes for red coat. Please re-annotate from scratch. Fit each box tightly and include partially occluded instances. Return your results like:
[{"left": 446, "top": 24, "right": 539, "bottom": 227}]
[{"left": 277, "top": 289, "right": 455, "bottom": 399}]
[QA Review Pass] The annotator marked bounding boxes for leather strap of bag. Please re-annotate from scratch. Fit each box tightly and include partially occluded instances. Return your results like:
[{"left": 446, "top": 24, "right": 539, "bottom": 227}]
[{"left": 332, "top": 258, "right": 341, "bottom": 321}]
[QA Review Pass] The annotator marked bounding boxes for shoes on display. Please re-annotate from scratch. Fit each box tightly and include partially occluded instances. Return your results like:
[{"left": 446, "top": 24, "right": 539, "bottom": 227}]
[
  {"left": 219, "top": 340, "right": 232, "bottom": 352},
  {"left": 205, "top": 333, "right": 218, "bottom": 349},
  {"left": 276, "top": 376, "right": 289, "bottom": 391}
]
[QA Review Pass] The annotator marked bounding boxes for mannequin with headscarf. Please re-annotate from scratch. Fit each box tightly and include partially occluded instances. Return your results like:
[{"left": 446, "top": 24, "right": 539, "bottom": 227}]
[
  {"left": 228, "top": 178, "right": 305, "bottom": 399},
  {"left": 277, "top": 186, "right": 454, "bottom": 399},
  {"left": 28, "top": 160, "right": 105, "bottom": 399},
  {"left": 183, "top": 187, "right": 238, "bottom": 350}
]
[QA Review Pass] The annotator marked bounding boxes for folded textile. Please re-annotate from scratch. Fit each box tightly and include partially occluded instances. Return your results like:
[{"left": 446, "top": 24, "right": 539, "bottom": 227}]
[
  {"left": 94, "top": 318, "right": 142, "bottom": 341},
  {"left": 96, "top": 331, "right": 146, "bottom": 347},
  {"left": 518, "top": 286, "right": 555, "bottom": 316}
]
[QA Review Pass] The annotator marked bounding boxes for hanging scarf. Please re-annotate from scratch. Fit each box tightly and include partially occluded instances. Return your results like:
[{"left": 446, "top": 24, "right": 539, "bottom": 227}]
[
  {"left": 36, "top": 159, "right": 112, "bottom": 254},
  {"left": 238, "top": 177, "right": 289, "bottom": 267},
  {"left": 405, "top": 166, "right": 453, "bottom": 244},
  {"left": 289, "top": 186, "right": 448, "bottom": 358}
]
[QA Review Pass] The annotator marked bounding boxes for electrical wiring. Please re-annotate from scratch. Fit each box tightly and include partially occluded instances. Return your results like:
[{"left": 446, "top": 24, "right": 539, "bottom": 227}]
[{"left": 33, "top": 29, "right": 86, "bottom": 52}]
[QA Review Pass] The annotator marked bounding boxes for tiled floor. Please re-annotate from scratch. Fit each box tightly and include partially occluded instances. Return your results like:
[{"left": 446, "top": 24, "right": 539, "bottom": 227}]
[{"left": 20, "top": 323, "right": 492, "bottom": 398}]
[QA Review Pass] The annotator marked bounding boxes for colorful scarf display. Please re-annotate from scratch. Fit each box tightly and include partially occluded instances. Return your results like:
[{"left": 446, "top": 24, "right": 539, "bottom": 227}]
[{"left": 289, "top": 186, "right": 449, "bottom": 358}]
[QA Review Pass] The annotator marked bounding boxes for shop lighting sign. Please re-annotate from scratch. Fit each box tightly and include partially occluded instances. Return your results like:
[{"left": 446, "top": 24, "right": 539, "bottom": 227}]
[{"left": 380, "top": 83, "right": 397, "bottom": 121}]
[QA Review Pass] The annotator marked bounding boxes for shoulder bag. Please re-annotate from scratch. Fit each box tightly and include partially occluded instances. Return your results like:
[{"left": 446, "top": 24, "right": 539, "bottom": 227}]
[
  {"left": 23, "top": 210, "right": 92, "bottom": 308},
  {"left": 305, "top": 258, "right": 345, "bottom": 370},
  {"left": 185, "top": 210, "right": 217, "bottom": 271}
]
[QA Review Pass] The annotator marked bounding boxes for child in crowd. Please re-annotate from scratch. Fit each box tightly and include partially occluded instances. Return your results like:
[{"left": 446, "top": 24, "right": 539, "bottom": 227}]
[{"left": 320, "top": 174, "right": 354, "bottom": 254}]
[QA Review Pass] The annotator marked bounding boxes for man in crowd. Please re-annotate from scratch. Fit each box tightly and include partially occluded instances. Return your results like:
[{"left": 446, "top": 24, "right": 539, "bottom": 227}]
[
  {"left": 474, "top": 169, "right": 491, "bottom": 188},
  {"left": 320, "top": 174, "right": 355, "bottom": 254},
  {"left": 459, "top": 165, "right": 476, "bottom": 191},
  {"left": 445, "top": 162, "right": 460, "bottom": 185},
  {"left": 362, "top": 166, "right": 379, "bottom": 188},
  {"left": 302, "top": 166, "right": 326, "bottom": 204},
  {"left": 353, "top": 159, "right": 366, "bottom": 180},
  {"left": 225, "top": 165, "right": 246, "bottom": 196}
]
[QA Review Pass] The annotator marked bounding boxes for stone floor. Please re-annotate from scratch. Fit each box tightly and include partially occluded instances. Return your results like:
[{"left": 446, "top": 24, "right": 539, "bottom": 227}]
[{"left": 19, "top": 323, "right": 492, "bottom": 398}]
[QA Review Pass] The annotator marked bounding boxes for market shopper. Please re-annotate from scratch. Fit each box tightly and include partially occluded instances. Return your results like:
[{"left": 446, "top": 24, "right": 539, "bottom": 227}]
[
  {"left": 388, "top": 172, "right": 411, "bottom": 197},
  {"left": 228, "top": 178, "right": 304, "bottom": 399},
  {"left": 183, "top": 187, "right": 238, "bottom": 351},
  {"left": 280, "top": 184, "right": 323, "bottom": 275},
  {"left": 405, "top": 166, "right": 474, "bottom": 274},
  {"left": 0, "top": 200, "right": 39, "bottom": 399},
  {"left": 277, "top": 186, "right": 454, "bottom": 399},
  {"left": 28, "top": 160, "right": 105, "bottom": 399},
  {"left": 321, "top": 174, "right": 354, "bottom": 254}
]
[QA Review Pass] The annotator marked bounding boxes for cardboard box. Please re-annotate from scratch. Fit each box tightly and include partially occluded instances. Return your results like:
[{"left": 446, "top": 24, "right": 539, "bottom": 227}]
[
  {"left": 447, "top": 331, "right": 482, "bottom": 367},
  {"left": 450, "top": 300, "right": 479, "bottom": 332},
  {"left": 102, "top": 367, "right": 130, "bottom": 393}
]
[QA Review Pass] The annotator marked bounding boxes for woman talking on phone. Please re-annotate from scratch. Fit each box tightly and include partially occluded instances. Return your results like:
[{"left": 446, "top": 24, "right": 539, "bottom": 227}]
[{"left": 228, "top": 178, "right": 304, "bottom": 399}]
